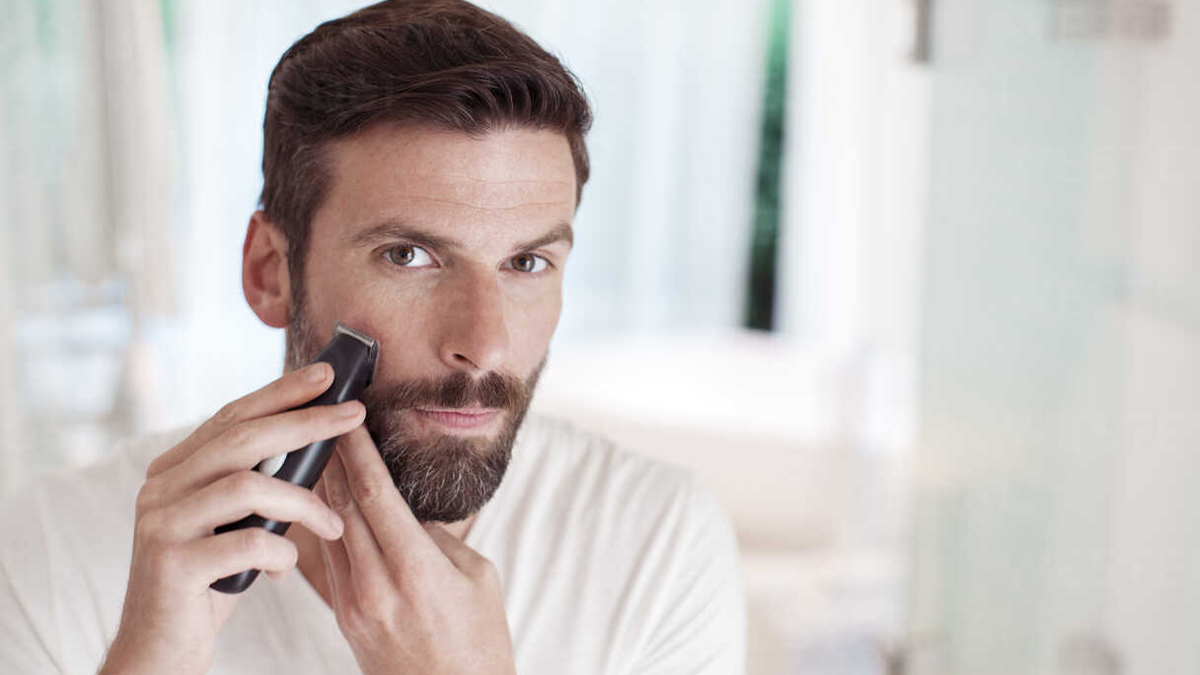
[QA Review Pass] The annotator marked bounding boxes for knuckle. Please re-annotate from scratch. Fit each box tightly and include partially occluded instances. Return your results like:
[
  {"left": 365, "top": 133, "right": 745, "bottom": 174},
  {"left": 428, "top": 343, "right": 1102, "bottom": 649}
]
[
  {"left": 134, "top": 480, "right": 157, "bottom": 514},
  {"left": 351, "top": 585, "right": 397, "bottom": 626},
  {"left": 238, "top": 528, "right": 276, "bottom": 560},
  {"left": 134, "top": 509, "right": 164, "bottom": 545},
  {"left": 213, "top": 400, "right": 241, "bottom": 427},
  {"left": 349, "top": 474, "right": 386, "bottom": 507},
  {"left": 276, "top": 538, "right": 299, "bottom": 568},
  {"left": 228, "top": 469, "right": 262, "bottom": 496},
  {"left": 145, "top": 455, "right": 164, "bottom": 479}
]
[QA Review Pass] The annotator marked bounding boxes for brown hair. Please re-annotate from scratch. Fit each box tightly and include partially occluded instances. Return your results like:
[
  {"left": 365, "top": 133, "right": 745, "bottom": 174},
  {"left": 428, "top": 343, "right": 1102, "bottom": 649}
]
[{"left": 259, "top": 0, "right": 592, "bottom": 282}]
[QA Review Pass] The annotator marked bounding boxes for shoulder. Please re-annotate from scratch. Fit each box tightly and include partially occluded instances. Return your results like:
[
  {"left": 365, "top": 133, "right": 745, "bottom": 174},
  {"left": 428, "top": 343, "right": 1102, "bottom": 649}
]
[
  {"left": 0, "top": 424, "right": 184, "bottom": 532},
  {"left": 0, "top": 423, "right": 199, "bottom": 674},
  {"left": 514, "top": 416, "right": 747, "bottom": 672},
  {"left": 0, "top": 423, "right": 197, "bottom": 535},
  {"left": 506, "top": 411, "right": 708, "bottom": 523},
  {"left": 499, "top": 411, "right": 740, "bottom": 583},
  {"left": 485, "top": 413, "right": 745, "bottom": 672},
  {"left": 0, "top": 422, "right": 198, "bottom": 572}
]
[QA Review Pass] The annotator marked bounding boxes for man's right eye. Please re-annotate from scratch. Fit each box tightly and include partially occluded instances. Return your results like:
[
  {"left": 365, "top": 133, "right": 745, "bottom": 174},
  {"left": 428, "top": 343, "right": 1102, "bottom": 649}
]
[{"left": 383, "top": 244, "right": 435, "bottom": 267}]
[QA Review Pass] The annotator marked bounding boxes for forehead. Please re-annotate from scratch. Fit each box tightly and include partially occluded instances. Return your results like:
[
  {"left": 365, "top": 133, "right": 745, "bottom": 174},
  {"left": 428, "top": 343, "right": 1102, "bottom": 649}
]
[{"left": 311, "top": 124, "right": 577, "bottom": 242}]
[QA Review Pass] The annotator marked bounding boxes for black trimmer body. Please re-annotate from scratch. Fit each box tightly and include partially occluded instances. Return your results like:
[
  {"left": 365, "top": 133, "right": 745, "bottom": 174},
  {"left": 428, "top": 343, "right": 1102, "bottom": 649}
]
[{"left": 210, "top": 322, "right": 377, "bottom": 594}]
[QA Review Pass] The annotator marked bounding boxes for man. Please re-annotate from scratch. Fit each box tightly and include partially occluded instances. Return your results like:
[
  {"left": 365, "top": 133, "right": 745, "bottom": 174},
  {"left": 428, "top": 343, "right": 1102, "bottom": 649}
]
[{"left": 0, "top": 2, "right": 745, "bottom": 674}]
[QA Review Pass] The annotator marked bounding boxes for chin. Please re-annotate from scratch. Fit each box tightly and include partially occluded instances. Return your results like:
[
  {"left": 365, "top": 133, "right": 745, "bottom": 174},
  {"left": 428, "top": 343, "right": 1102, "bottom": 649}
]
[{"left": 363, "top": 404, "right": 525, "bottom": 523}]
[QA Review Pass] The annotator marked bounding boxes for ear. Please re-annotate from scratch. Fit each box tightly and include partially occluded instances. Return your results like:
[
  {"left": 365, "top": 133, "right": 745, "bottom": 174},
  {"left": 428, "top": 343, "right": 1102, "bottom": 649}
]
[{"left": 242, "top": 210, "right": 293, "bottom": 329}]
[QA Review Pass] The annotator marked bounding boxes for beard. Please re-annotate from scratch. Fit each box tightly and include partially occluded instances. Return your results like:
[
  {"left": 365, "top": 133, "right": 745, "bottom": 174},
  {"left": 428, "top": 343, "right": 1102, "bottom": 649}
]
[{"left": 285, "top": 285, "right": 544, "bottom": 523}]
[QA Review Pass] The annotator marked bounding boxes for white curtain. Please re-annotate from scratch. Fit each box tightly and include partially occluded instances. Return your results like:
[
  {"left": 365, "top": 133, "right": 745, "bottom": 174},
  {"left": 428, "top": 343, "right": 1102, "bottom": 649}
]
[
  {"left": 478, "top": 0, "right": 768, "bottom": 338},
  {"left": 0, "top": 0, "right": 175, "bottom": 489},
  {"left": 779, "top": 0, "right": 930, "bottom": 456}
]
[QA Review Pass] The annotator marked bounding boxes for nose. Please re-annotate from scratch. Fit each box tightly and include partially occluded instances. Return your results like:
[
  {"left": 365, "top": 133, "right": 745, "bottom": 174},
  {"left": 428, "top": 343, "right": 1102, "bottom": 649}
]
[{"left": 436, "top": 266, "right": 510, "bottom": 374}]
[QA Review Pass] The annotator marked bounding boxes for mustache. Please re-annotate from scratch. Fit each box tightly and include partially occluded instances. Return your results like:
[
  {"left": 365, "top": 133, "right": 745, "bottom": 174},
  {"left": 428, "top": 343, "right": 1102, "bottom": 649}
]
[{"left": 360, "top": 370, "right": 530, "bottom": 412}]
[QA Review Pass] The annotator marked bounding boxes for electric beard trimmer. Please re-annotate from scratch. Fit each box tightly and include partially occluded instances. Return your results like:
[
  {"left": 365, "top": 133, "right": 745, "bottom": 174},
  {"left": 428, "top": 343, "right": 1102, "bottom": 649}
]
[{"left": 210, "top": 322, "right": 378, "bottom": 594}]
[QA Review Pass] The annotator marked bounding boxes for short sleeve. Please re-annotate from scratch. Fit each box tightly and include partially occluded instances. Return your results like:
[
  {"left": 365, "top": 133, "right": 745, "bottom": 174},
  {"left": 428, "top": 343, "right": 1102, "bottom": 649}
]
[{"left": 634, "top": 480, "right": 747, "bottom": 675}]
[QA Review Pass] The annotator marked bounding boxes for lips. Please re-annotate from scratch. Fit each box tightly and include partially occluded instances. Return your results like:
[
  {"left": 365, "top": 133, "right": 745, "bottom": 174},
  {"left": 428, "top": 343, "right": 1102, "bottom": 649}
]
[{"left": 412, "top": 407, "right": 500, "bottom": 430}]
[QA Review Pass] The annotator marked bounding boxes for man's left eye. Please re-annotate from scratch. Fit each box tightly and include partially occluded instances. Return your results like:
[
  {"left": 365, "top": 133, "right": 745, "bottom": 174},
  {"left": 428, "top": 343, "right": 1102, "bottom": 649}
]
[{"left": 511, "top": 254, "right": 549, "bottom": 274}]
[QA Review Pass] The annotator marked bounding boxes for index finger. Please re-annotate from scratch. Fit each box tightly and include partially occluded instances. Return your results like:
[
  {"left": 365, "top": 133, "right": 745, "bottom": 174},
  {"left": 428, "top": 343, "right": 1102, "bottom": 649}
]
[
  {"left": 333, "top": 425, "right": 429, "bottom": 557},
  {"left": 146, "top": 362, "right": 333, "bottom": 478}
]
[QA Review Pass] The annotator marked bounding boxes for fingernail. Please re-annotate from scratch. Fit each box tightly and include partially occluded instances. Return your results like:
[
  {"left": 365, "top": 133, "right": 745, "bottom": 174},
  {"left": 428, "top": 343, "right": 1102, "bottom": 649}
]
[
  {"left": 338, "top": 401, "right": 363, "bottom": 418},
  {"left": 306, "top": 363, "right": 328, "bottom": 383},
  {"left": 329, "top": 512, "right": 345, "bottom": 536}
]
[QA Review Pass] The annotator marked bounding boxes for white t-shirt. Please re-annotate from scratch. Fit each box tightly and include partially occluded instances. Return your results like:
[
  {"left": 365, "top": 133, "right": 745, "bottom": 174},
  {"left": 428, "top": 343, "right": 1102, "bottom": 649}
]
[{"left": 0, "top": 412, "right": 745, "bottom": 675}]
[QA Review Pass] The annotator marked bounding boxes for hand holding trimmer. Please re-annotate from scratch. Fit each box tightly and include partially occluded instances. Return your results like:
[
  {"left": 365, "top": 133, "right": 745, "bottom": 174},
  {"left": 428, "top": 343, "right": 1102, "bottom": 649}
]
[{"left": 210, "top": 321, "right": 378, "bottom": 594}]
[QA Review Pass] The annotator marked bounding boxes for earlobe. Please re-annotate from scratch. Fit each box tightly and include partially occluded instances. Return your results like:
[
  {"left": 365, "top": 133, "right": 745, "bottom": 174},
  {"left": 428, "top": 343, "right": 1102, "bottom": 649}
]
[{"left": 242, "top": 211, "right": 292, "bottom": 328}]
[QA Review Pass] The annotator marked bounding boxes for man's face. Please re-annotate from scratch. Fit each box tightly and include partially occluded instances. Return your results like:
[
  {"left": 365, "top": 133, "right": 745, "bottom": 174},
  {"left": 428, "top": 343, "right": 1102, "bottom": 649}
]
[{"left": 284, "top": 124, "right": 577, "bottom": 523}]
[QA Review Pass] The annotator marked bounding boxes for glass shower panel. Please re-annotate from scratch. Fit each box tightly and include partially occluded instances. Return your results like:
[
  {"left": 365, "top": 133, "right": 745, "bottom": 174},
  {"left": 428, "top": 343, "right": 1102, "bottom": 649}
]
[{"left": 909, "top": 1, "right": 1200, "bottom": 674}]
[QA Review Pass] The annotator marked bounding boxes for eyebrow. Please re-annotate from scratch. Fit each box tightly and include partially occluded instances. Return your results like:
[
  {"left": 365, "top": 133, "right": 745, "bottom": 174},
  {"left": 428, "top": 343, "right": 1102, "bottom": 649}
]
[{"left": 346, "top": 219, "right": 574, "bottom": 255}]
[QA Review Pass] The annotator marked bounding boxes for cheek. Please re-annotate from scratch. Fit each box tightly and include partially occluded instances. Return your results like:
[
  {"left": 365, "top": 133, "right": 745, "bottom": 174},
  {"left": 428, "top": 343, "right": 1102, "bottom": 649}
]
[
  {"left": 329, "top": 287, "right": 430, "bottom": 373},
  {"left": 299, "top": 252, "right": 373, "bottom": 316},
  {"left": 307, "top": 290, "right": 383, "bottom": 333},
  {"left": 510, "top": 285, "right": 562, "bottom": 360},
  {"left": 300, "top": 271, "right": 414, "bottom": 349}
]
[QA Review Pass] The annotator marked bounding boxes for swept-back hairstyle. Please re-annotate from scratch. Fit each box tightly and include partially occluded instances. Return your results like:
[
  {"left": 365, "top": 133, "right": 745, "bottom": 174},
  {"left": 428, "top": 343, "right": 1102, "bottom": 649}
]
[{"left": 259, "top": 0, "right": 592, "bottom": 280}]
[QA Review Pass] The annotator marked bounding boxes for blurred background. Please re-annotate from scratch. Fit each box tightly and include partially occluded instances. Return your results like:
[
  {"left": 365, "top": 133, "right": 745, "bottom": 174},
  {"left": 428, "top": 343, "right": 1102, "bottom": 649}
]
[{"left": 1, "top": 0, "right": 1197, "bottom": 673}]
